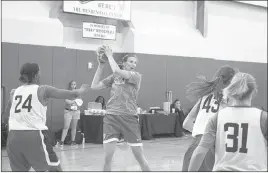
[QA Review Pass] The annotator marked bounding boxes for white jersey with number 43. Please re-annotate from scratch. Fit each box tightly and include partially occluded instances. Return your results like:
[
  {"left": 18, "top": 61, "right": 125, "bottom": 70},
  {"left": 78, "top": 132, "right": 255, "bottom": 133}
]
[
  {"left": 9, "top": 85, "right": 48, "bottom": 130},
  {"left": 192, "top": 93, "right": 220, "bottom": 137}
]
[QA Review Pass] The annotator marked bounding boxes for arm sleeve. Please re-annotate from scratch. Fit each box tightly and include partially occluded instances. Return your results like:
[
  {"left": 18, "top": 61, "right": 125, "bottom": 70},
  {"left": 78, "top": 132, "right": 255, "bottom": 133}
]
[{"left": 128, "top": 71, "right": 142, "bottom": 85}]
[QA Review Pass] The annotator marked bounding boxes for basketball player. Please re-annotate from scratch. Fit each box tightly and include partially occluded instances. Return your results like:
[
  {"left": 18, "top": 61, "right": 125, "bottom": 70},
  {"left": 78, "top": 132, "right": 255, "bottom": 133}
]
[
  {"left": 182, "top": 65, "right": 236, "bottom": 171},
  {"left": 91, "top": 46, "right": 150, "bottom": 171},
  {"left": 188, "top": 72, "right": 267, "bottom": 171},
  {"left": 5, "top": 63, "right": 90, "bottom": 171}
]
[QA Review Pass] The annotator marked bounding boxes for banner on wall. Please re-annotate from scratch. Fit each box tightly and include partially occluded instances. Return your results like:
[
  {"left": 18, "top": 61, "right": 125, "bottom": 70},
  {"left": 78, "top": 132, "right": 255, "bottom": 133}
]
[
  {"left": 83, "top": 22, "right": 116, "bottom": 40},
  {"left": 63, "top": 1, "right": 131, "bottom": 21}
]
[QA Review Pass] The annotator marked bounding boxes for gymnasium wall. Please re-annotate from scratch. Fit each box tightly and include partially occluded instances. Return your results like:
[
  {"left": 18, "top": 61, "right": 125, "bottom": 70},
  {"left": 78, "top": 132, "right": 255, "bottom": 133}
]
[
  {"left": 2, "top": 1, "right": 267, "bottom": 63},
  {"left": 2, "top": 43, "right": 267, "bottom": 131},
  {"left": 1, "top": 1, "right": 267, "bottom": 131}
]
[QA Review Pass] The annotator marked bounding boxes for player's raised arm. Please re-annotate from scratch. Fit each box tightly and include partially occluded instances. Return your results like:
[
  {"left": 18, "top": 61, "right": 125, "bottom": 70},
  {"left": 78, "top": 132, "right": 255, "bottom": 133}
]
[
  {"left": 91, "top": 46, "right": 108, "bottom": 90},
  {"left": 104, "top": 46, "right": 133, "bottom": 80}
]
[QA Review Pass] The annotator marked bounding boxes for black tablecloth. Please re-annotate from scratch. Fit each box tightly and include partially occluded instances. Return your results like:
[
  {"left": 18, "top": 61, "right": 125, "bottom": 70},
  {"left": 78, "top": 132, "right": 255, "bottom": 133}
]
[
  {"left": 80, "top": 113, "right": 185, "bottom": 144},
  {"left": 80, "top": 114, "right": 104, "bottom": 144},
  {"left": 141, "top": 113, "right": 185, "bottom": 139}
]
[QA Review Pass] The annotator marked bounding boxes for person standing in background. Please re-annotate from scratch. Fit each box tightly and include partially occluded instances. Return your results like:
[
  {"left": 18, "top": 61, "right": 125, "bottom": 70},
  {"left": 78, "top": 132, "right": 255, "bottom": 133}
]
[{"left": 59, "top": 80, "right": 83, "bottom": 146}]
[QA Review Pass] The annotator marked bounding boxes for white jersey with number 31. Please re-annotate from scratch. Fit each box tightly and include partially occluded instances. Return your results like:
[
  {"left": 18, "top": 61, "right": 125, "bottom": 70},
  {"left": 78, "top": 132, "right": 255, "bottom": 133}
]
[
  {"left": 214, "top": 107, "right": 267, "bottom": 171},
  {"left": 9, "top": 85, "right": 48, "bottom": 130}
]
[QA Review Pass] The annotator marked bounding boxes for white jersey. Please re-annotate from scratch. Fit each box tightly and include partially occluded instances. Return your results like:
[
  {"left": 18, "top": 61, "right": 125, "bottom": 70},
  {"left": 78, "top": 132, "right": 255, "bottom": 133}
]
[
  {"left": 192, "top": 93, "right": 220, "bottom": 137},
  {"left": 9, "top": 85, "right": 48, "bottom": 130},
  {"left": 214, "top": 107, "right": 267, "bottom": 171}
]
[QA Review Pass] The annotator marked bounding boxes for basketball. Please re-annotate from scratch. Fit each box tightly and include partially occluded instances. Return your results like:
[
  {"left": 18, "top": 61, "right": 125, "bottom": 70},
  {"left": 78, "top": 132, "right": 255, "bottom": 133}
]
[{"left": 96, "top": 45, "right": 108, "bottom": 63}]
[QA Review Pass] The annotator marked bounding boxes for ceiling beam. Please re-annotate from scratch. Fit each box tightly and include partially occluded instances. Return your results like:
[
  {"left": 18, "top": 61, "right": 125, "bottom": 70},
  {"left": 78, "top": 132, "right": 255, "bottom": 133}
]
[{"left": 194, "top": 1, "right": 207, "bottom": 37}]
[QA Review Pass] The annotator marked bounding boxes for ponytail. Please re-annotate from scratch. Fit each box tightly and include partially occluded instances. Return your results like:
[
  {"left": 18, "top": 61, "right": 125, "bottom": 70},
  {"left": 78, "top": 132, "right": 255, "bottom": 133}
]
[
  {"left": 213, "top": 76, "right": 224, "bottom": 101},
  {"left": 187, "top": 65, "right": 236, "bottom": 102},
  {"left": 19, "top": 73, "right": 35, "bottom": 83},
  {"left": 224, "top": 72, "right": 257, "bottom": 101},
  {"left": 19, "top": 74, "right": 28, "bottom": 83},
  {"left": 186, "top": 75, "right": 223, "bottom": 102}
]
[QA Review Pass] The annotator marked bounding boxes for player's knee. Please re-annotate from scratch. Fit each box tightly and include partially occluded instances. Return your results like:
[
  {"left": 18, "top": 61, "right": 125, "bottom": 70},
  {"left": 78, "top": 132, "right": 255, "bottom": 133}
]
[
  {"left": 63, "top": 124, "right": 70, "bottom": 130},
  {"left": 105, "top": 151, "right": 116, "bottom": 163},
  {"left": 104, "top": 152, "right": 114, "bottom": 163},
  {"left": 131, "top": 146, "right": 144, "bottom": 159},
  {"left": 70, "top": 126, "right": 77, "bottom": 131}
]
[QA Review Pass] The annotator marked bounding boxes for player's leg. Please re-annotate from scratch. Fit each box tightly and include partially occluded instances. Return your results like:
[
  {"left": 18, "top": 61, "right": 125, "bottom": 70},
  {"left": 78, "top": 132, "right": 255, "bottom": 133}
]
[
  {"left": 6, "top": 130, "right": 31, "bottom": 171},
  {"left": 60, "top": 110, "right": 72, "bottom": 145},
  {"left": 103, "top": 141, "right": 117, "bottom": 171},
  {"left": 130, "top": 146, "right": 150, "bottom": 171},
  {"left": 120, "top": 115, "right": 151, "bottom": 171},
  {"left": 70, "top": 111, "right": 80, "bottom": 145},
  {"left": 103, "top": 114, "right": 121, "bottom": 171},
  {"left": 199, "top": 146, "right": 215, "bottom": 171},
  {"left": 25, "top": 130, "right": 61, "bottom": 171},
  {"left": 182, "top": 135, "right": 201, "bottom": 171}
]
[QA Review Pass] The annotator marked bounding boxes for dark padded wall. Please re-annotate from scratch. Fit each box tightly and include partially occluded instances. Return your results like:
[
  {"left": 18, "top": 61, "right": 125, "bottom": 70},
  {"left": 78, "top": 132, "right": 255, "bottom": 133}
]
[
  {"left": 51, "top": 47, "right": 77, "bottom": 130},
  {"left": 2, "top": 43, "right": 20, "bottom": 108},
  {"left": 2, "top": 42, "right": 267, "bottom": 131},
  {"left": 166, "top": 56, "right": 267, "bottom": 111},
  {"left": 135, "top": 54, "right": 167, "bottom": 109}
]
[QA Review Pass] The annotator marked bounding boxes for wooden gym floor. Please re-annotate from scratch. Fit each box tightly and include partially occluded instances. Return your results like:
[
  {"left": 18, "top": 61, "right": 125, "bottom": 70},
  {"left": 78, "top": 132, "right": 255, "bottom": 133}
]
[{"left": 1, "top": 136, "right": 193, "bottom": 171}]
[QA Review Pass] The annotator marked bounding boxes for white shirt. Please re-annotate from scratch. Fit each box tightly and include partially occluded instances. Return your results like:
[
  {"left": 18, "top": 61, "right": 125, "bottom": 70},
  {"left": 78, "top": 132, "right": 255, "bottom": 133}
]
[
  {"left": 214, "top": 107, "right": 267, "bottom": 171},
  {"left": 9, "top": 85, "right": 48, "bottom": 130},
  {"left": 192, "top": 93, "right": 220, "bottom": 137}
]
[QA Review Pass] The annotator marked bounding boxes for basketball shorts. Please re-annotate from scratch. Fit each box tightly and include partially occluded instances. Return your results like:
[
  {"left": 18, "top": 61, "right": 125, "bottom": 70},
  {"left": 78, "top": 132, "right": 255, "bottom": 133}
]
[
  {"left": 103, "top": 114, "right": 142, "bottom": 146},
  {"left": 182, "top": 134, "right": 215, "bottom": 171},
  {"left": 7, "top": 130, "right": 60, "bottom": 171}
]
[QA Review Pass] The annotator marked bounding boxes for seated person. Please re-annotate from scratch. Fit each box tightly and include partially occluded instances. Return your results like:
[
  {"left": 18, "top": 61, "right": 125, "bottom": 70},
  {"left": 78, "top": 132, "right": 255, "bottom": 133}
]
[
  {"left": 95, "top": 96, "right": 106, "bottom": 110},
  {"left": 170, "top": 99, "right": 187, "bottom": 133},
  {"left": 170, "top": 99, "right": 185, "bottom": 115}
]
